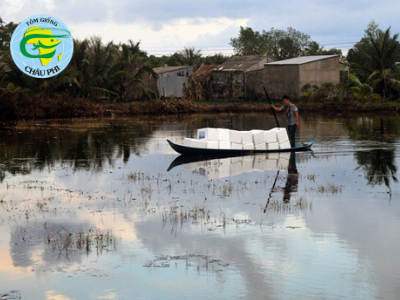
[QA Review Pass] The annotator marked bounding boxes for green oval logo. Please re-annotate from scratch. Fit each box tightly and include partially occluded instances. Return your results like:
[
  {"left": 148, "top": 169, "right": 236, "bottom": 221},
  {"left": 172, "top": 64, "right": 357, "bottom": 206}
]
[{"left": 10, "top": 15, "right": 74, "bottom": 78}]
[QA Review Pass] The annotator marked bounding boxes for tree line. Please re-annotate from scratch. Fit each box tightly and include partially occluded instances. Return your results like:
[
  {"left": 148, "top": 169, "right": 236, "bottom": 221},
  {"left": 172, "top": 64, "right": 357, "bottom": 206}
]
[
  {"left": 229, "top": 26, "right": 342, "bottom": 59},
  {"left": 1, "top": 16, "right": 400, "bottom": 113},
  {"left": 0, "top": 17, "right": 227, "bottom": 105},
  {"left": 230, "top": 22, "right": 400, "bottom": 101}
]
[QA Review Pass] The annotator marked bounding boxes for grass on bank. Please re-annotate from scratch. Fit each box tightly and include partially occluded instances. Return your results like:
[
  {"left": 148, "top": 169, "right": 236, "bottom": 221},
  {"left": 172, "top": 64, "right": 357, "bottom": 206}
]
[{"left": 2, "top": 92, "right": 400, "bottom": 120}]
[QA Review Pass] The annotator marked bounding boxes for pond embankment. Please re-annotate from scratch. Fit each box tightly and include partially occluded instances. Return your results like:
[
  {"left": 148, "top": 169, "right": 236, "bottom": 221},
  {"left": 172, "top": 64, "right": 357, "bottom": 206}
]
[{"left": 2, "top": 96, "right": 400, "bottom": 120}]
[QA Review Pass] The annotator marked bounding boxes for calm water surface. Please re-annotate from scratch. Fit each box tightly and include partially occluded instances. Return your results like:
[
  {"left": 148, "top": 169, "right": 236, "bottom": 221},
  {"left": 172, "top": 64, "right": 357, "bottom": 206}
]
[{"left": 0, "top": 112, "right": 400, "bottom": 300}]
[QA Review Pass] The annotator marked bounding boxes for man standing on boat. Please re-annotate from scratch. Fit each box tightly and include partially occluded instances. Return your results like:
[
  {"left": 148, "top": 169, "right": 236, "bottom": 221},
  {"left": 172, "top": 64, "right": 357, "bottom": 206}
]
[{"left": 271, "top": 95, "right": 299, "bottom": 148}]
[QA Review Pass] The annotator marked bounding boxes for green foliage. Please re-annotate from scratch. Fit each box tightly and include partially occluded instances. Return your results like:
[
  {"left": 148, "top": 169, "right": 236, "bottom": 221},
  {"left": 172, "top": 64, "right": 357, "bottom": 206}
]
[
  {"left": 347, "top": 21, "right": 400, "bottom": 98},
  {"left": 301, "top": 82, "right": 345, "bottom": 103},
  {"left": 301, "top": 83, "right": 318, "bottom": 101},
  {"left": 0, "top": 17, "right": 18, "bottom": 51},
  {"left": 0, "top": 31, "right": 157, "bottom": 102},
  {"left": 342, "top": 73, "right": 381, "bottom": 102},
  {"left": 3, "top": 14, "right": 400, "bottom": 117},
  {"left": 202, "top": 53, "right": 232, "bottom": 65},
  {"left": 229, "top": 26, "right": 268, "bottom": 56},
  {"left": 150, "top": 49, "right": 230, "bottom": 71},
  {"left": 269, "top": 27, "right": 312, "bottom": 60},
  {"left": 306, "top": 41, "right": 342, "bottom": 56},
  {"left": 230, "top": 26, "right": 340, "bottom": 60},
  {"left": 182, "top": 81, "right": 203, "bottom": 101},
  {"left": 0, "top": 16, "right": 230, "bottom": 108},
  {"left": 177, "top": 47, "right": 202, "bottom": 70}
]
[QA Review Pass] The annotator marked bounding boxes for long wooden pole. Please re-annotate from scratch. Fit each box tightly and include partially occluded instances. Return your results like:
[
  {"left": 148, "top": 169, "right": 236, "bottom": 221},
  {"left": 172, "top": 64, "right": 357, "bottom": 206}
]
[
  {"left": 263, "top": 87, "right": 280, "bottom": 128},
  {"left": 264, "top": 169, "right": 280, "bottom": 213}
]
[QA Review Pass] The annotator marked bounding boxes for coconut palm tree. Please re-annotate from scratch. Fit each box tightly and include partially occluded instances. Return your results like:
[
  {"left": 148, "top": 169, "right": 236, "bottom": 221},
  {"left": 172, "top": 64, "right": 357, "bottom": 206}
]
[
  {"left": 65, "top": 38, "right": 155, "bottom": 101},
  {"left": 108, "top": 41, "right": 156, "bottom": 101},
  {"left": 347, "top": 22, "right": 400, "bottom": 98},
  {"left": 177, "top": 47, "right": 202, "bottom": 70},
  {"left": 85, "top": 37, "right": 119, "bottom": 99},
  {"left": 343, "top": 73, "right": 380, "bottom": 102},
  {"left": 65, "top": 39, "right": 90, "bottom": 97}
]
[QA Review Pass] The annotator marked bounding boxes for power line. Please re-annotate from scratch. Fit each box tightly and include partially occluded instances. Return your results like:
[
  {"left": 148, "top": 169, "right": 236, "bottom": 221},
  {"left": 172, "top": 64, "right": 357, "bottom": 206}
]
[{"left": 143, "top": 39, "right": 360, "bottom": 56}]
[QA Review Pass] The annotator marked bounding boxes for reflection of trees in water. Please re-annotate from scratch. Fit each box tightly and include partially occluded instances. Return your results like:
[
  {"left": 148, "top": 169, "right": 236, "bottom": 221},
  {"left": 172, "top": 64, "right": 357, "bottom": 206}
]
[
  {"left": 10, "top": 221, "right": 116, "bottom": 270},
  {"left": 345, "top": 116, "right": 399, "bottom": 141},
  {"left": 345, "top": 115, "right": 398, "bottom": 194},
  {"left": 0, "top": 121, "right": 156, "bottom": 181},
  {"left": 355, "top": 149, "right": 398, "bottom": 193},
  {"left": 10, "top": 222, "right": 86, "bottom": 268}
]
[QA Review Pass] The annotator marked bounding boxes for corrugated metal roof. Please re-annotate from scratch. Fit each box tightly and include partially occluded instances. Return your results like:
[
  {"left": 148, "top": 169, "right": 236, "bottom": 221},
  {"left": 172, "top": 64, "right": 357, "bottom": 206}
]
[
  {"left": 217, "top": 55, "right": 273, "bottom": 71},
  {"left": 153, "top": 66, "right": 192, "bottom": 74},
  {"left": 266, "top": 55, "right": 339, "bottom": 65},
  {"left": 190, "top": 64, "right": 218, "bottom": 82}
]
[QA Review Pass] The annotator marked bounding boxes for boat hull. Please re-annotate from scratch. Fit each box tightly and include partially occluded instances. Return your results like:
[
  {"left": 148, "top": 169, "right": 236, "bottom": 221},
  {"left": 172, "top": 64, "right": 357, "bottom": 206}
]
[{"left": 167, "top": 138, "right": 315, "bottom": 156}]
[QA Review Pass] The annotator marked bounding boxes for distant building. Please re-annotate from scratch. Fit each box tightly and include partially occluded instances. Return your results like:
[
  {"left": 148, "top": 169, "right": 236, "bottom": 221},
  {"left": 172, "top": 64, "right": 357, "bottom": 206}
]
[
  {"left": 211, "top": 55, "right": 274, "bottom": 99},
  {"left": 263, "top": 55, "right": 340, "bottom": 100},
  {"left": 187, "top": 55, "right": 341, "bottom": 101},
  {"left": 153, "top": 66, "right": 193, "bottom": 98}
]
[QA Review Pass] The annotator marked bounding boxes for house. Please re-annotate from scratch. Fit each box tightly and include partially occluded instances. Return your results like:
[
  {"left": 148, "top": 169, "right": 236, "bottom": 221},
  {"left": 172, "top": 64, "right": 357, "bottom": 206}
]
[
  {"left": 263, "top": 55, "right": 340, "bottom": 100},
  {"left": 153, "top": 66, "right": 193, "bottom": 98},
  {"left": 211, "top": 55, "right": 274, "bottom": 98}
]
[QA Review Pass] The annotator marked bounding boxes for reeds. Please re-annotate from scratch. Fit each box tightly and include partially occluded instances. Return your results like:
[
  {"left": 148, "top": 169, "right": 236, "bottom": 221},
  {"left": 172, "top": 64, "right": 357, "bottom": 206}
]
[
  {"left": 47, "top": 227, "right": 117, "bottom": 256},
  {"left": 162, "top": 203, "right": 211, "bottom": 225},
  {"left": 143, "top": 253, "right": 230, "bottom": 273},
  {"left": 264, "top": 197, "right": 312, "bottom": 213}
]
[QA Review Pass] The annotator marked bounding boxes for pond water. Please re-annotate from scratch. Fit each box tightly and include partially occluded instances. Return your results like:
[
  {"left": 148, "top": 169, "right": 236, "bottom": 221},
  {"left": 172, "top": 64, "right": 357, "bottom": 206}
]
[{"left": 0, "top": 112, "right": 400, "bottom": 300}]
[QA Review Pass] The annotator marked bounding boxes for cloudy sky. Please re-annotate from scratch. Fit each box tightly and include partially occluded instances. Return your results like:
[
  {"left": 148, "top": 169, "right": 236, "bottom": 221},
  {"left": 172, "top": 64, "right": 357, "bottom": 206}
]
[{"left": 2, "top": 0, "right": 399, "bottom": 56}]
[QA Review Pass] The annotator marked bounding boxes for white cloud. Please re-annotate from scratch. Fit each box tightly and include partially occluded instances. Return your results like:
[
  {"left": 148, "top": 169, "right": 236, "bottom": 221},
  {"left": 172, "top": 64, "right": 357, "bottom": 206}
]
[
  {"left": 2, "top": 0, "right": 400, "bottom": 56},
  {"left": 68, "top": 17, "right": 247, "bottom": 56},
  {"left": 1, "top": 0, "right": 24, "bottom": 17}
]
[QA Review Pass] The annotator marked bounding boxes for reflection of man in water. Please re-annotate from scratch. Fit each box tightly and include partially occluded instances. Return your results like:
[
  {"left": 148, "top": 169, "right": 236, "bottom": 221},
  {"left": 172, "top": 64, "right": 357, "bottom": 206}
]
[{"left": 283, "top": 153, "right": 299, "bottom": 202}]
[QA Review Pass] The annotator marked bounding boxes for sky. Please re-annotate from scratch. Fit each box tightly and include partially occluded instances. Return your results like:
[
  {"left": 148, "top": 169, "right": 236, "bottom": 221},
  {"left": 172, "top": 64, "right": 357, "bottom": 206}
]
[{"left": 1, "top": 0, "right": 400, "bottom": 57}]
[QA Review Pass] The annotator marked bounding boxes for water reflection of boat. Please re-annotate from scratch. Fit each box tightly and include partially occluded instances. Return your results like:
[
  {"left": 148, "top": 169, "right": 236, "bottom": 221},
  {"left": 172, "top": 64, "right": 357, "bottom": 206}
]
[
  {"left": 168, "top": 152, "right": 295, "bottom": 179},
  {"left": 167, "top": 138, "right": 315, "bottom": 156}
]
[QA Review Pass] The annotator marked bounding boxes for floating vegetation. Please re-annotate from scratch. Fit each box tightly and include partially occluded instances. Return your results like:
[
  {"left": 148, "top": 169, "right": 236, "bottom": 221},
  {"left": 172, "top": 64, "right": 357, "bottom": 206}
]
[
  {"left": 143, "top": 254, "right": 230, "bottom": 272},
  {"left": 232, "top": 218, "right": 255, "bottom": 226},
  {"left": 0, "top": 290, "right": 21, "bottom": 300},
  {"left": 219, "top": 182, "right": 234, "bottom": 197},
  {"left": 318, "top": 183, "right": 343, "bottom": 194},
  {"left": 162, "top": 203, "right": 212, "bottom": 225},
  {"left": 303, "top": 181, "right": 343, "bottom": 195},
  {"left": 127, "top": 172, "right": 146, "bottom": 182},
  {"left": 264, "top": 197, "right": 312, "bottom": 213},
  {"left": 307, "top": 173, "right": 316, "bottom": 182},
  {"left": 47, "top": 227, "right": 117, "bottom": 256}
]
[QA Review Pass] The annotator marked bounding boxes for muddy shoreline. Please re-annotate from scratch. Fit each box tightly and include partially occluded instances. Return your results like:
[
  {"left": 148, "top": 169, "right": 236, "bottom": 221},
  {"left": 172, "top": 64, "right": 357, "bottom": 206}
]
[{"left": 2, "top": 97, "right": 400, "bottom": 120}]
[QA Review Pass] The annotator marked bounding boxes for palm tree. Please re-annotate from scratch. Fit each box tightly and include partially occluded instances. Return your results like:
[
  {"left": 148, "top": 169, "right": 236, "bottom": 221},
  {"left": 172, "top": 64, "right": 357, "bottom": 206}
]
[
  {"left": 85, "top": 37, "right": 119, "bottom": 99},
  {"left": 348, "top": 23, "right": 400, "bottom": 98},
  {"left": 366, "top": 26, "right": 400, "bottom": 97},
  {"left": 65, "top": 39, "right": 90, "bottom": 97},
  {"left": 177, "top": 47, "right": 202, "bottom": 70},
  {"left": 343, "top": 73, "right": 380, "bottom": 102},
  {"left": 123, "top": 39, "right": 148, "bottom": 59},
  {"left": 65, "top": 38, "right": 155, "bottom": 102},
  {"left": 109, "top": 41, "right": 156, "bottom": 101}
]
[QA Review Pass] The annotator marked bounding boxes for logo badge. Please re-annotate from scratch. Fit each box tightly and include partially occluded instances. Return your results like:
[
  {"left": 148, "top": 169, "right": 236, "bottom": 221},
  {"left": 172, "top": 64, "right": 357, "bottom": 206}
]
[{"left": 10, "top": 15, "right": 74, "bottom": 78}]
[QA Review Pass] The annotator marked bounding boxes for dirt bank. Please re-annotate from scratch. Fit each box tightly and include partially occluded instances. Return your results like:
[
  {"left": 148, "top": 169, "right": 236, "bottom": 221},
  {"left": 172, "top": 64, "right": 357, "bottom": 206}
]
[{"left": 1, "top": 96, "right": 400, "bottom": 120}]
